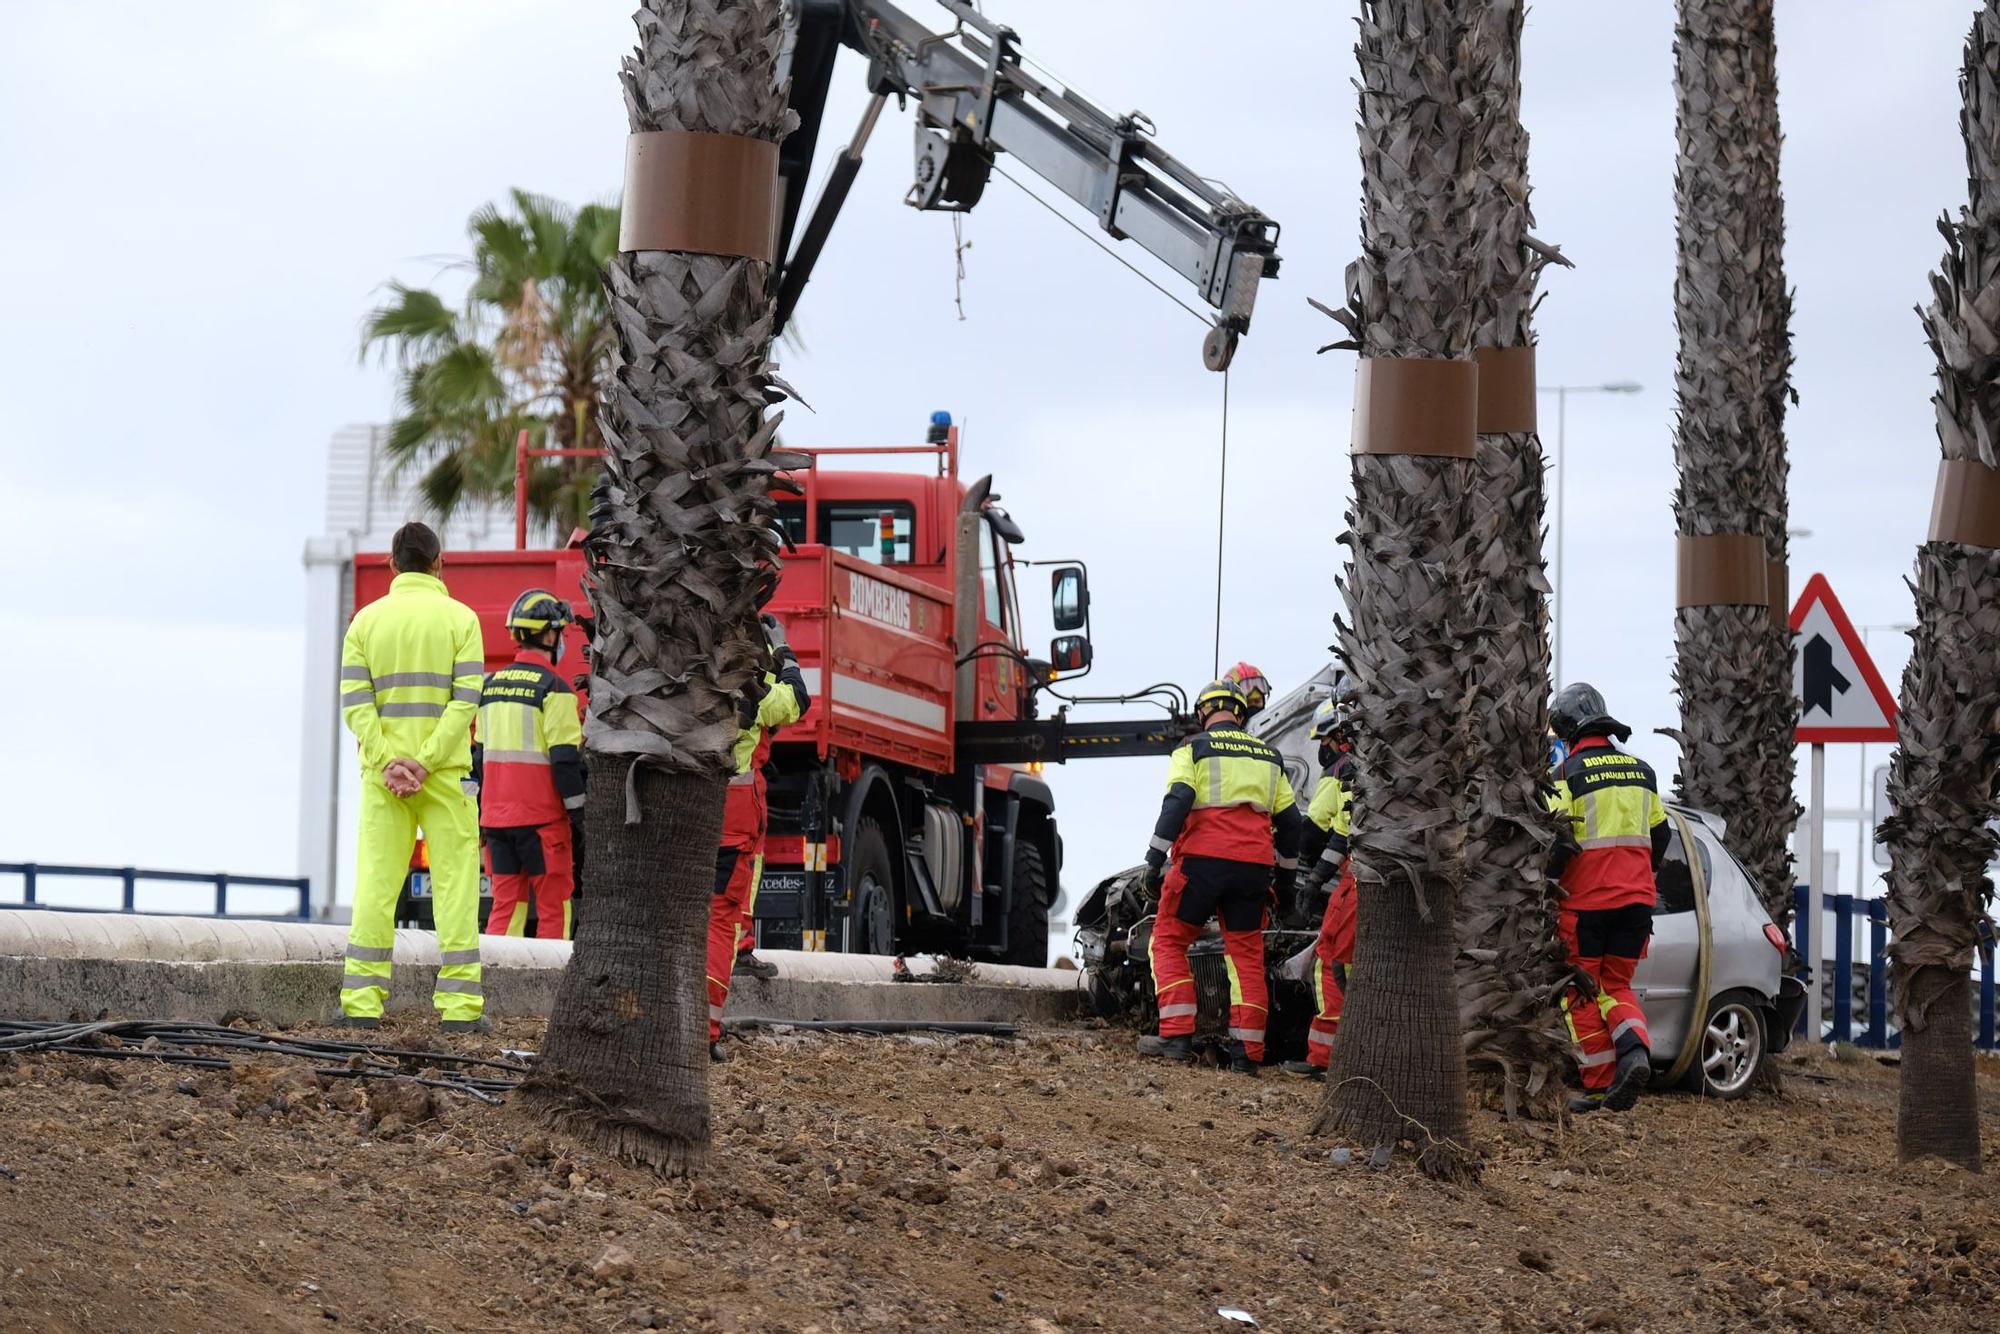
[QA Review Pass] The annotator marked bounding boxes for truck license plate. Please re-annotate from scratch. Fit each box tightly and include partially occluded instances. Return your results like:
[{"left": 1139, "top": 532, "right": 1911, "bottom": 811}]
[{"left": 408, "top": 872, "right": 431, "bottom": 899}]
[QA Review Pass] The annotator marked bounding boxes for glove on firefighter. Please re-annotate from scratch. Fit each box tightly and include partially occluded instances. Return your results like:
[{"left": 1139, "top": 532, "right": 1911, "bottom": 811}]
[
  {"left": 1140, "top": 863, "right": 1164, "bottom": 905},
  {"left": 761, "top": 612, "right": 791, "bottom": 658}
]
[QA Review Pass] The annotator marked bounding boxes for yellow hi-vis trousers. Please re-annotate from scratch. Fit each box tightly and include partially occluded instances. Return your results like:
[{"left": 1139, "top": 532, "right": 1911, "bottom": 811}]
[{"left": 342, "top": 771, "right": 483, "bottom": 1022}]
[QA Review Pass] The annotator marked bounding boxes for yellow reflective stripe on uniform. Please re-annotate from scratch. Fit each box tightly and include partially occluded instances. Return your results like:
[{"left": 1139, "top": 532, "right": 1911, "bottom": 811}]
[
  {"left": 379, "top": 702, "right": 446, "bottom": 719},
  {"left": 483, "top": 749, "right": 550, "bottom": 766},
  {"left": 454, "top": 661, "right": 486, "bottom": 678},
  {"left": 1579, "top": 835, "right": 1654, "bottom": 849},
  {"left": 345, "top": 944, "right": 392, "bottom": 963},
  {"left": 1207, "top": 757, "right": 1223, "bottom": 806},
  {"left": 377, "top": 671, "right": 453, "bottom": 689},
  {"left": 1157, "top": 1002, "right": 1198, "bottom": 1020},
  {"left": 341, "top": 973, "right": 386, "bottom": 991},
  {"left": 1148, "top": 835, "right": 1174, "bottom": 855},
  {"left": 340, "top": 666, "right": 374, "bottom": 683},
  {"left": 439, "top": 948, "right": 481, "bottom": 966},
  {"left": 433, "top": 977, "right": 481, "bottom": 995}
]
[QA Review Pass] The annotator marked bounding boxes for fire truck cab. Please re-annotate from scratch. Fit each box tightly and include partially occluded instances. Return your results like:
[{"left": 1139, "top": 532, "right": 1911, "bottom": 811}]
[{"left": 757, "top": 415, "right": 1073, "bottom": 963}]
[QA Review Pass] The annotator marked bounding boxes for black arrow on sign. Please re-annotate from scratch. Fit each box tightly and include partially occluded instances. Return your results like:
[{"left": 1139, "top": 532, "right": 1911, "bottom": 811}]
[{"left": 1802, "top": 634, "right": 1852, "bottom": 718}]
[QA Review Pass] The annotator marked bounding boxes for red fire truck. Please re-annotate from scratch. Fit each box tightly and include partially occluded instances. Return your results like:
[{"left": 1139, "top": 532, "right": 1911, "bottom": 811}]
[{"left": 355, "top": 413, "right": 1185, "bottom": 962}]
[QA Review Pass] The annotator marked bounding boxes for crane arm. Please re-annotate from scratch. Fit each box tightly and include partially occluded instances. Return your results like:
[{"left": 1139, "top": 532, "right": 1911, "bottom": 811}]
[{"left": 775, "top": 0, "right": 1281, "bottom": 370}]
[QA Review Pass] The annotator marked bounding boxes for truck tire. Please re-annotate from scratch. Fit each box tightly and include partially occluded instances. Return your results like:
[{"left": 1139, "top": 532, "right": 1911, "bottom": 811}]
[
  {"left": 845, "top": 817, "right": 898, "bottom": 955},
  {"left": 1000, "top": 840, "right": 1050, "bottom": 967}
]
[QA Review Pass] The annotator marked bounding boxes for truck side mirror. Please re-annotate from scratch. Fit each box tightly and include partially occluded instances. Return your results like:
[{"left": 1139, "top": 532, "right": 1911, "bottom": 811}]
[
  {"left": 1051, "top": 635, "right": 1092, "bottom": 673},
  {"left": 1051, "top": 566, "right": 1089, "bottom": 632}
]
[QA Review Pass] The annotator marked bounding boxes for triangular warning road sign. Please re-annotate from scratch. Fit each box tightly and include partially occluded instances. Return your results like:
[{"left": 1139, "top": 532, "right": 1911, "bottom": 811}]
[{"left": 1790, "top": 573, "right": 1898, "bottom": 743}]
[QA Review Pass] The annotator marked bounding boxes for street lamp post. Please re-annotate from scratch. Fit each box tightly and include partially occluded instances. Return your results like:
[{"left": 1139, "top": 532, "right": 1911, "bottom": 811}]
[{"left": 1539, "top": 381, "right": 1642, "bottom": 686}]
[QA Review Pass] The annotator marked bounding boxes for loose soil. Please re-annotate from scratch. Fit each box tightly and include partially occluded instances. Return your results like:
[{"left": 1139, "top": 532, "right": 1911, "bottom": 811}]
[{"left": 1, "top": 1018, "right": 1996, "bottom": 1332}]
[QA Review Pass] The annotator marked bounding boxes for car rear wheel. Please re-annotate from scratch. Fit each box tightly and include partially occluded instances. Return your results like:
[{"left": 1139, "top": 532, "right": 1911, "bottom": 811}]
[
  {"left": 1682, "top": 989, "right": 1768, "bottom": 1099},
  {"left": 845, "top": 818, "right": 897, "bottom": 955}
]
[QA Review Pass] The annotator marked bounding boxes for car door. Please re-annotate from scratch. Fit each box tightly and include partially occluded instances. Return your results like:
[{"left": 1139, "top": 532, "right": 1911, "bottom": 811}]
[{"left": 1632, "top": 811, "right": 1705, "bottom": 1063}]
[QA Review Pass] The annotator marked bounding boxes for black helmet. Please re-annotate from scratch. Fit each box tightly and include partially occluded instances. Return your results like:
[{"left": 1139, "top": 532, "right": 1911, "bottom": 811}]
[{"left": 1550, "top": 682, "right": 1630, "bottom": 746}]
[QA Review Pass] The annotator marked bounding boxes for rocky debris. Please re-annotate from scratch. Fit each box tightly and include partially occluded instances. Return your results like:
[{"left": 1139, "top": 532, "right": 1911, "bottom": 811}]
[{"left": 361, "top": 1077, "right": 438, "bottom": 1131}]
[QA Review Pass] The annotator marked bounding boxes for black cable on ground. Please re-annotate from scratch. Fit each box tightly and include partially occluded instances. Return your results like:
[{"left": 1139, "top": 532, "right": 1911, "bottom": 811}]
[{"left": 0, "top": 1018, "right": 526, "bottom": 1102}]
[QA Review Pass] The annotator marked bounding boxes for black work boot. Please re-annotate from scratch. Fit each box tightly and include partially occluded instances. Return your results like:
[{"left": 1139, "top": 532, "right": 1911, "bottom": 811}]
[
  {"left": 440, "top": 1016, "right": 491, "bottom": 1035},
  {"left": 1227, "top": 1052, "right": 1259, "bottom": 1078},
  {"left": 1136, "top": 1034, "right": 1193, "bottom": 1062},
  {"left": 709, "top": 1041, "right": 731, "bottom": 1064},
  {"left": 336, "top": 1015, "right": 380, "bottom": 1031},
  {"left": 1567, "top": 1091, "right": 1605, "bottom": 1115},
  {"left": 733, "top": 951, "right": 779, "bottom": 980},
  {"left": 1280, "top": 1060, "right": 1324, "bottom": 1080},
  {"left": 1603, "top": 1049, "right": 1652, "bottom": 1112}
]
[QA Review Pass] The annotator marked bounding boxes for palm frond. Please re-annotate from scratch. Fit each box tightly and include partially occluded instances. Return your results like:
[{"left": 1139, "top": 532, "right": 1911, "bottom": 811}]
[{"left": 360, "top": 283, "right": 460, "bottom": 363}]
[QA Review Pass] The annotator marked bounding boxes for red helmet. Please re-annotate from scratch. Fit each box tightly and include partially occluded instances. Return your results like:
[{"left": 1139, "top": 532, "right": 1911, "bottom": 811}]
[{"left": 1223, "top": 661, "right": 1271, "bottom": 716}]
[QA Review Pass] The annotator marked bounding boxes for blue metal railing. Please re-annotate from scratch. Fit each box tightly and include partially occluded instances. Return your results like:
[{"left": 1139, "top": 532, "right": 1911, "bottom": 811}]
[
  {"left": 1791, "top": 885, "right": 1994, "bottom": 1050},
  {"left": 0, "top": 863, "right": 310, "bottom": 920}
]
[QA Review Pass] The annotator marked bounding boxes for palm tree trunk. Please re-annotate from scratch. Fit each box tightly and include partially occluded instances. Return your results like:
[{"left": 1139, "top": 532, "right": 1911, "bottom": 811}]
[
  {"left": 1886, "top": 539, "right": 1999, "bottom": 1169},
  {"left": 1312, "top": 0, "right": 1501, "bottom": 1183},
  {"left": 1457, "top": 0, "right": 1572, "bottom": 1119},
  {"left": 522, "top": 0, "right": 796, "bottom": 1175},
  {"left": 1882, "top": 2, "right": 2000, "bottom": 1168},
  {"left": 1669, "top": 0, "right": 1797, "bottom": 927}
]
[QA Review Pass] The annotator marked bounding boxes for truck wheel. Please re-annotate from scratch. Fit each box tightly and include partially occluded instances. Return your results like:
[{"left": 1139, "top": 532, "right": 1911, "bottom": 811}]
[
  {"left": 1000, "top": 840, "right": 1050, "bottom": 967},
  {"left": 845, "top": 818, "right": 897, "bottom": 955}
]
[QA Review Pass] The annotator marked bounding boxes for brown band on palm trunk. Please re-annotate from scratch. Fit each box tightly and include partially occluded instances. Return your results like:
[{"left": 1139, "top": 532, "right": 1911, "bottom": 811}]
[
  {"left": 1927, "top": 458, "right": 2000, "bottom": 548},
  {"left": 619, "top": 131, "right": 779, "bottom": 261},
  {"left": 1473, "top": 345, "right": 1537, "bottom": 434},
  {"left": 1675, "top": 534, "right": 1769, "bottom": 607},
  {"left": 1351, "top": 357, "right": 1478, "bottom": 459},
  {"left": 1767, "top": 558, "right": 1789, "bottom": 628}
]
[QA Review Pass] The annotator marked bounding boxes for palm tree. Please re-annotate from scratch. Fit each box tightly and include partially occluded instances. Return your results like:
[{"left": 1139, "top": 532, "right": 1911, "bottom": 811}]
[
  {"left": 1457, "top": 0, "right": 1573, "bottom": 1119},
  {"left": 1667, "top": 0, "right": 1798, "bottom": 929},
  {"left": 1311, "top": 0, "right": 1499, "bottom": 1182},
  {"left": 519, "top": 0, "right": 798, "bottom": 1175},
  {"left": 1878, "top": 0, "right": 2000, "bottom": 1172},
  {"left": 362, "top": 189, "right": 620, "bottom": 530}
]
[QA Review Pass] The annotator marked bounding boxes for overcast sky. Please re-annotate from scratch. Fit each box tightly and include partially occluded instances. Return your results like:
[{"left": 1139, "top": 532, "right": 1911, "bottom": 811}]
[{"left": 0, "top": 1, "right": 1968, "bottom": 925}]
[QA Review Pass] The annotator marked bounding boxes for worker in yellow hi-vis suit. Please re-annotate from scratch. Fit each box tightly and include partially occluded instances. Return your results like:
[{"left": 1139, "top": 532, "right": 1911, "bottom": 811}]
[{"left": 338, "top": 522, "right": 488, "bottom": 1032}]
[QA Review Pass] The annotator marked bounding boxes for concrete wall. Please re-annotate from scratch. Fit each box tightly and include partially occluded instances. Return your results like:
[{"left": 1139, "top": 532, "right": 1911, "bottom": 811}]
[{"left": 0, "top": 911, "right": 1084, "bottom": 1029}]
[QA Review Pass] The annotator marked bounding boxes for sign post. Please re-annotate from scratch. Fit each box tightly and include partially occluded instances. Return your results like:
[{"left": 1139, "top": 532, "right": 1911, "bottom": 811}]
[{"left": 1791, "top": 574, "right": 1900, "bottom": 1042}]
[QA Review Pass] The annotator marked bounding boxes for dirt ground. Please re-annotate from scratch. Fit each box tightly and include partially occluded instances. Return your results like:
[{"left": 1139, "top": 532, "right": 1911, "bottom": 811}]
[{"left": 1, "top": 1019, "right": 1997, "bottom": 1333}]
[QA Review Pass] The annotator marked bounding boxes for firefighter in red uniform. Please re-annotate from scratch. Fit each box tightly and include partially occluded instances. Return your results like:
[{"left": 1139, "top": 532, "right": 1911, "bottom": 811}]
[
  {"left": 707, "top": 615, "right": 810, "bottom": 1062},
  {"left": 1548, "top": 682, "right": 1669, "bottom": 1114},
  {"left": 1138, "top": 679, "right": 1302, "bottom": 1074},
  {"left": 1284, "top": 682, "right": 1359, "bottom": 1078},
  {"left": 473, "top": 590, "right": 585, "bottom": 940}
]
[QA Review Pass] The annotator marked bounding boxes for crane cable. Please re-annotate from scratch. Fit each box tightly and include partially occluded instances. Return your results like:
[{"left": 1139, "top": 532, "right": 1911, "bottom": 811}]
[{"left": 1212, "top": 367, "right": 1230, "bottom": 678}]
